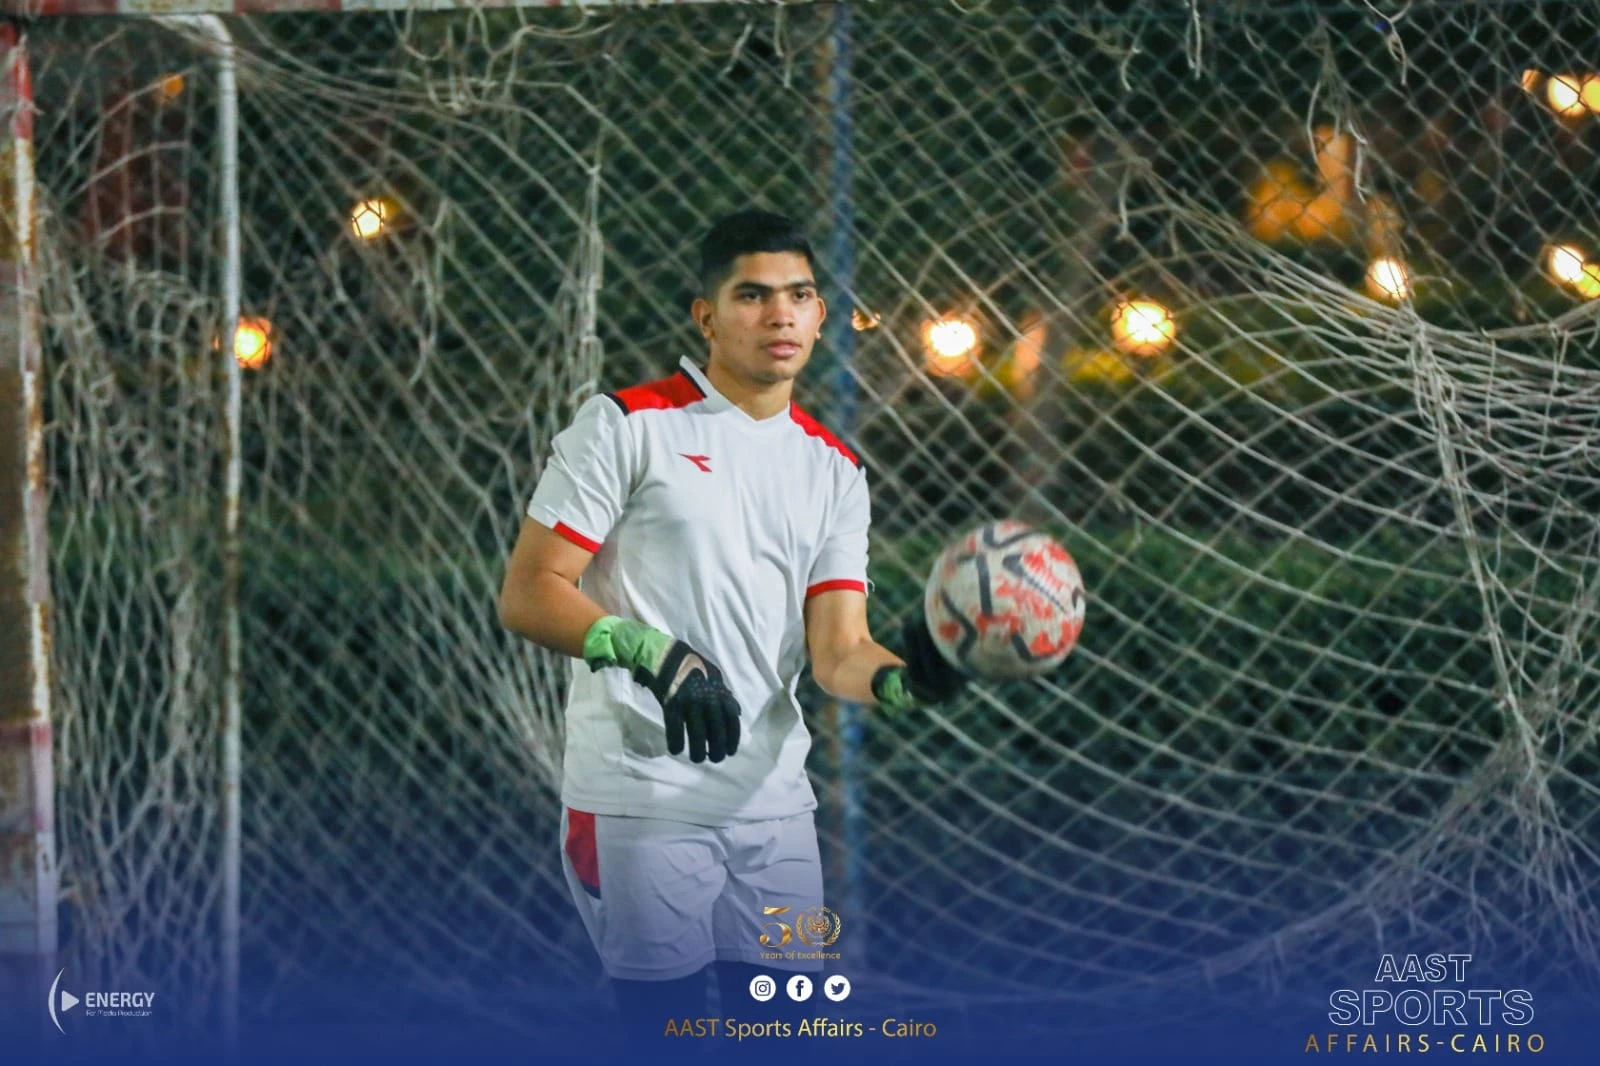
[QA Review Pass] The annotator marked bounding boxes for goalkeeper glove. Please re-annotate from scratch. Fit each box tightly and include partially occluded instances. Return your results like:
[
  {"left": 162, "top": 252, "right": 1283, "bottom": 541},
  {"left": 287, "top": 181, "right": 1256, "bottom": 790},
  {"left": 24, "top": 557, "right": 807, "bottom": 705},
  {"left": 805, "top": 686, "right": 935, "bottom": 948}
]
[
  {"left": 870, "top": 611, "right": 969, "bottom": 716},
  {"left": 582, "top": 616, "right": 742, "bottom": 764}
]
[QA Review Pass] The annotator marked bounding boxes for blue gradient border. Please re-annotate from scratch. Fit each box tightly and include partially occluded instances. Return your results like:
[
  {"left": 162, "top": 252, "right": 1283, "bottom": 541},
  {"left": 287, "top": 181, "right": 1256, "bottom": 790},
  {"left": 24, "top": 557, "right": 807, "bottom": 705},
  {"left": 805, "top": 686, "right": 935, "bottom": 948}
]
[{"left": 23, "top": 958, "right": 1600, "bottom": 1066}]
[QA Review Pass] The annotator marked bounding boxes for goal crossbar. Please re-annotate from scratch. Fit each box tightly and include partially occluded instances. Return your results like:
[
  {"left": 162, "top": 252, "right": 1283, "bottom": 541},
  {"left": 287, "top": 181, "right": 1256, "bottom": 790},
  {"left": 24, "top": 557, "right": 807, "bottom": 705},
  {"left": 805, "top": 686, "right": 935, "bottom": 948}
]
[{"left": 15, "top": 0, "right": 803, "bottom": 17}]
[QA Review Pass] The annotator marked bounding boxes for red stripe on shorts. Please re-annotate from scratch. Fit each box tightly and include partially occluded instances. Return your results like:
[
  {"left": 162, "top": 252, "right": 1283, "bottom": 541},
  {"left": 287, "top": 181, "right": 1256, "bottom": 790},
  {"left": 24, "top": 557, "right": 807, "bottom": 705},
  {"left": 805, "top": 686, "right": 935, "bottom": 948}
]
[{"left": 565, "top": 808, "right": 601, "bottom": 898}]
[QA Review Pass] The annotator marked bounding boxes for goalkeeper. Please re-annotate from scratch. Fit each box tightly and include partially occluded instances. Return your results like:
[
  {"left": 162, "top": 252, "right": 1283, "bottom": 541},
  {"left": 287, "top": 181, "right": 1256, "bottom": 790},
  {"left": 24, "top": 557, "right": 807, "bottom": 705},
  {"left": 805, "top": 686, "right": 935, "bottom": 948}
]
[{"left": 498, "top": 210, "right": 966, "bottom": 1038}]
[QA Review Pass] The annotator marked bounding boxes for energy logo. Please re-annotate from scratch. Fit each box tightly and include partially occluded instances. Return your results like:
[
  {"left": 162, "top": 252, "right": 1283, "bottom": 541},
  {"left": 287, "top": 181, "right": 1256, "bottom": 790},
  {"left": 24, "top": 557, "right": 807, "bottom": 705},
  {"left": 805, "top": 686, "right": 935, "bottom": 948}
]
[
  {"left": 48, "top": 970, "right": 74, "bottom": 1035},
  {"left": 47, "top": 970, "right": 157, "bottom": 1034}
]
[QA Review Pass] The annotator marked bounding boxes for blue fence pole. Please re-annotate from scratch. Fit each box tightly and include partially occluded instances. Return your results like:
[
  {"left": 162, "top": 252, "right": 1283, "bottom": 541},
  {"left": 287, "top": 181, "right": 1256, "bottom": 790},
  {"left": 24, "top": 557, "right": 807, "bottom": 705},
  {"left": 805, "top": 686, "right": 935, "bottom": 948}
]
[{"left": 821, "top": 1, "right": 867, "bottom": 969}]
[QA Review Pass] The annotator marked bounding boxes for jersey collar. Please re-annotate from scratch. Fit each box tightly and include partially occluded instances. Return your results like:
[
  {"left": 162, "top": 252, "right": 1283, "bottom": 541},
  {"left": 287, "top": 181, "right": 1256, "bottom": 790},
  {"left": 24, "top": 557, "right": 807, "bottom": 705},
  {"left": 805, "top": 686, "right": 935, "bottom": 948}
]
[{"left": 678, "top": 356, "right": 794, "bottom": 428}]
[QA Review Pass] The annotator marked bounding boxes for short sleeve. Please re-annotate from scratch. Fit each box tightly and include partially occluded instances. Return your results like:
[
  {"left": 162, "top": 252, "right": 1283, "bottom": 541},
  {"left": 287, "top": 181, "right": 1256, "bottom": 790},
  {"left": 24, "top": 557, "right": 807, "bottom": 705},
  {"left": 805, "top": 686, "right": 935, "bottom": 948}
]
[
  {"left": 526, "top": 395, "right": 634, "bottom": 553},
  {"left": 805, "top": 466, "right": 871, "bottom": 598}
]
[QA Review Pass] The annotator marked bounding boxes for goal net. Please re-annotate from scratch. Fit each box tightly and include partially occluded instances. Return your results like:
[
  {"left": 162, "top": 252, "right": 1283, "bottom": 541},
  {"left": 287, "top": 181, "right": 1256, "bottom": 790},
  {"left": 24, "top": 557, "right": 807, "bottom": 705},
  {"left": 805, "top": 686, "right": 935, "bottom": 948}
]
[{"left": 21, "top": 0, "right": 1600, "bottom": 1033}]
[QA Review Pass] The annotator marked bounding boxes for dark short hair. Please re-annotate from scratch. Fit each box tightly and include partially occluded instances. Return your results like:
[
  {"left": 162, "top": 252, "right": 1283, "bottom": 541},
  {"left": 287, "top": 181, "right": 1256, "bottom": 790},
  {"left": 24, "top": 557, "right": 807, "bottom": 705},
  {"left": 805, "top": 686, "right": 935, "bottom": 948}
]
[{"left": 698, "top": 210, "right": 817, "bottom": 296}]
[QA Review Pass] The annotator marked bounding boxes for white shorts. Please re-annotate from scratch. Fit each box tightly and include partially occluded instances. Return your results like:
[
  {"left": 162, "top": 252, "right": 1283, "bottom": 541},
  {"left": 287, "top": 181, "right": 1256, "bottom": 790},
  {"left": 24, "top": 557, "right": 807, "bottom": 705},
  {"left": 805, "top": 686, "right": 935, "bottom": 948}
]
[{"left": 559, "top": 807, "right": 825, "bottom": 981}]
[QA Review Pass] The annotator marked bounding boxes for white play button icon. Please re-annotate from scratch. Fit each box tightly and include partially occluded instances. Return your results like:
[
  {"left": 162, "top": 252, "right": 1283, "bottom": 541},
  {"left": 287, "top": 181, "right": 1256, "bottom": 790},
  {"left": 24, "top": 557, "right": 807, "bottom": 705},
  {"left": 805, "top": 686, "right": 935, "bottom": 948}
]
[{"left": 61, "top": 990, "right": 79, "bottom": 1012}]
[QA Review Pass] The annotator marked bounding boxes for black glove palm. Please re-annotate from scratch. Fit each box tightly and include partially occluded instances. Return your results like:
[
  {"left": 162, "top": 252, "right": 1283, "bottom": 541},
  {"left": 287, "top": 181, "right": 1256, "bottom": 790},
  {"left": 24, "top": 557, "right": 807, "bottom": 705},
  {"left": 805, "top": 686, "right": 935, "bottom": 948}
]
[
  {"left": 634, "top": 641, "right": 742, "bottom": 764},
  {"left": 872, "top": 612, "right": 969, "bottom": 714},
  {"left": 899, "top": 612, "right": 968, "bottom": 703}
]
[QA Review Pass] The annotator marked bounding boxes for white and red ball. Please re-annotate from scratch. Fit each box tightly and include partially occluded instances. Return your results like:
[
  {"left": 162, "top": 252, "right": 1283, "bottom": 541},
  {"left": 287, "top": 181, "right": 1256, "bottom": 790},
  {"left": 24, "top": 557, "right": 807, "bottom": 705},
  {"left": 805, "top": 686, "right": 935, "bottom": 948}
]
[{"left": 924, "top": 520, "right": 1086, "bottom": 679}]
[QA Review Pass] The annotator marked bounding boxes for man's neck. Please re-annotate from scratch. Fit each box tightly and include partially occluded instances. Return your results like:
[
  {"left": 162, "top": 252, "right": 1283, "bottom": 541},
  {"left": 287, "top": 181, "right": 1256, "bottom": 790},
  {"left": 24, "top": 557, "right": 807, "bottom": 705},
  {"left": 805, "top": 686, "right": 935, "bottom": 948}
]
[{"left": 705, "top": 358, "right": 793, "bottom": 421}]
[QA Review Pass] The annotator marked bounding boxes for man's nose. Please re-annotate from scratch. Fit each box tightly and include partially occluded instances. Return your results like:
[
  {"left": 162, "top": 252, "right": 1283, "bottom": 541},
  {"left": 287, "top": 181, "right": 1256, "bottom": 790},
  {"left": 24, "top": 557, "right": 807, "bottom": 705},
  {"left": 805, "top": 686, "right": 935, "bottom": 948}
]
[{"left": 765, "top": 295, "right": 796, "bottom": 326}]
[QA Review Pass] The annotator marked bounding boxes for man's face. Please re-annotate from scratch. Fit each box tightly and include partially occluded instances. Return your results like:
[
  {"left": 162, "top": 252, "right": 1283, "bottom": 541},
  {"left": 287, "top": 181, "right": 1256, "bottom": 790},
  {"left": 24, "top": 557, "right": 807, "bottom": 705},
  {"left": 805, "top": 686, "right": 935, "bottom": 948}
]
[{"left": 694, "top": 252, "right": 826, "bottom": 387}]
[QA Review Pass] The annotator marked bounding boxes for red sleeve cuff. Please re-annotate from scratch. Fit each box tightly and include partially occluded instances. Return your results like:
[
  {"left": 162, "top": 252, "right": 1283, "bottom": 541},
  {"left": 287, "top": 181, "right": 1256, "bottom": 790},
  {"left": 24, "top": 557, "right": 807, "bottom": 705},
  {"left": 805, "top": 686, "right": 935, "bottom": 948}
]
[
  {"left": 553, "top": 521, "right": 602, "bottom": 553},
  {"left": 805, "top": 578, "right": 867, "bottom": 599}
]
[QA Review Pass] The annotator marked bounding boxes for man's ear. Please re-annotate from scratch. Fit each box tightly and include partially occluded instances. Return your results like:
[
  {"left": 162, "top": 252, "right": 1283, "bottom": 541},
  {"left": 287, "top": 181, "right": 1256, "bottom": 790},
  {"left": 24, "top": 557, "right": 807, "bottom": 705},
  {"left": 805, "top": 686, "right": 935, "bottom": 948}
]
[{"left": 691, "top": 296, "right": 714, "bottom": 340}]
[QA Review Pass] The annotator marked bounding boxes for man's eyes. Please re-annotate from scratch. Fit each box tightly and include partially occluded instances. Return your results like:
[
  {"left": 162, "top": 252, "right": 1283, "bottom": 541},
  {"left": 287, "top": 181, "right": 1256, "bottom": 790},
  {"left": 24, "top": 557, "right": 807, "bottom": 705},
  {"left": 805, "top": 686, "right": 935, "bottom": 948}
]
[{"left": 735, "top": 289, "right": 814, "bottom": 301}]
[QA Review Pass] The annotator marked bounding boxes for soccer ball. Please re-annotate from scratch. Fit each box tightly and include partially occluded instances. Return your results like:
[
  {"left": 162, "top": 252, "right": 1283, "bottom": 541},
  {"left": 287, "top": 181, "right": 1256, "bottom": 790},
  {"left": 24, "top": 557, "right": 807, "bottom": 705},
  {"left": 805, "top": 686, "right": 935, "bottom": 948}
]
[{"left": 924, "top": 520, "right": 1086, "bottom": 679}]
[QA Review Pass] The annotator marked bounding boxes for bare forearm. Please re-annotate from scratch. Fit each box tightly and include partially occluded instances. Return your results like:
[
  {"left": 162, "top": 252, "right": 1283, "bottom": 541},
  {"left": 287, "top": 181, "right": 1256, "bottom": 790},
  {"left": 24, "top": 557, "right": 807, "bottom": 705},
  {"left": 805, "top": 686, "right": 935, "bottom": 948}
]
[
  {"left": 498, "top": 572, "right": 607, "bottom": 659},
  {"left": 815, "top": 639, "right": 903, "bottom": 705}
]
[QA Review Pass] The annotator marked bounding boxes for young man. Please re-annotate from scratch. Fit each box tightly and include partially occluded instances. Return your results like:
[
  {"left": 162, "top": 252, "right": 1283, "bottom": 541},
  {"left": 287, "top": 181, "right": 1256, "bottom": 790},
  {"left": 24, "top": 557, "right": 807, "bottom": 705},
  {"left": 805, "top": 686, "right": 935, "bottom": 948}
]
[{"left": 498, "top": 211, "right": 965, "bottom": 1037}]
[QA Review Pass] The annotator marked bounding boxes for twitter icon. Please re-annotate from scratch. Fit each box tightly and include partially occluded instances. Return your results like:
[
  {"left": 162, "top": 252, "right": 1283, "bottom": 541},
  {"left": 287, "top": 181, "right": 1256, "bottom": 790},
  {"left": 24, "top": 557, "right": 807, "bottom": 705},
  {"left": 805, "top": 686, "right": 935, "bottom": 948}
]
[{"left": 823, "top": 975, "right": 852, "bottom": 1002}]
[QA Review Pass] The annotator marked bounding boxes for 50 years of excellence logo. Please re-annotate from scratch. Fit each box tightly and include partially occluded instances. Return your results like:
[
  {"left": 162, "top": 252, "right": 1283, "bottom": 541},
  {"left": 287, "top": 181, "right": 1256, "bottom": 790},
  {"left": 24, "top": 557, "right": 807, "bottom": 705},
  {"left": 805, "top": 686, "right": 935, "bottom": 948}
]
[{"left": 758, "top": 905, "right": 842, "bottom": 955}]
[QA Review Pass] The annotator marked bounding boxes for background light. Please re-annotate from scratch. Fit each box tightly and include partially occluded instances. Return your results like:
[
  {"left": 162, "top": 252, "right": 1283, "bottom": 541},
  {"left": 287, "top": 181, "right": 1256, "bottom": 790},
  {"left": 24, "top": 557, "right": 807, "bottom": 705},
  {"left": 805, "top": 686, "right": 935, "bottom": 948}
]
[
  {"left": 1547, "top": 74, "right": 1585, "bottom": 117},
  {"left": 234, "top": 317, "right": 273, "bottom": 370},
  {"left": 923, "top": 315, "right": 979, "bottom": 376},
  {"left": 1110, "top": 300, "right": 1176, "bottom": 356},
  {"left": 158, "top": 73, "right": 185, "bottom": 103},
  {"left": 851, "top": 306, "right": 881, "bottom": 332},
  {"left": 1547, "top": 244, "right": 1588, "bottom": 284},
  {"left": 1012, "top": 317, "right": 1045, "bottom": 378},
  {"left": 1521, "top": 69, "right": 1542, "bottom": 93},
  {"left": 349, "top": 199, "right": 391, "bottom": 241},
  {"left": 1583, "top": 75, "right": 1600, "bottom": 113},
  {"left": 1366, "top": 258, "right": 1411, "bottom": 301},
  {"left": 1545, "top": 244, "right": 1600, "bottom": 299}
]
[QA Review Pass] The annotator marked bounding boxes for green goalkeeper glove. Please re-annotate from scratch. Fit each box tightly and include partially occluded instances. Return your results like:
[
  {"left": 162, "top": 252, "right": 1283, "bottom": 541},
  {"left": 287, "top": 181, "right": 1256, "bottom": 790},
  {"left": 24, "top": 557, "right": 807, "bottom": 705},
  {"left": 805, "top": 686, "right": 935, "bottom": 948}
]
[
  {"left": 870, "top": 610, "right": 969, "bottom": 716},
  {"left": 583, "top": 616, "right": 742, "bottom": 764}
]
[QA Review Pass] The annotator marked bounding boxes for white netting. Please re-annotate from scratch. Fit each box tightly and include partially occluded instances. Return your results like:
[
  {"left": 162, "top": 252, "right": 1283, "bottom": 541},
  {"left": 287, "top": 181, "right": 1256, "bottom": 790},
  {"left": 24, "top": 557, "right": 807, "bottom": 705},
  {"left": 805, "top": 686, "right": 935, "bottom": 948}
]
[{"left": 24, "top": 0, "right": 1600, "bottom": 1029}]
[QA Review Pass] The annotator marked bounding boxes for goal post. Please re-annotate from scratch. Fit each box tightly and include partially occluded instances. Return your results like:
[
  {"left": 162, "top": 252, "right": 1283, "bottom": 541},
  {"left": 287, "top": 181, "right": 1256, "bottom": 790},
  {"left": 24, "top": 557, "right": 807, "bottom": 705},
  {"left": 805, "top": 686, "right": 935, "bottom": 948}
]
[
  {"left": 0, "top": 19, "right": 57, "bottom": 1037},
  {"left": 11, "top": 0, "right": 1600, "bottom": 1053}
]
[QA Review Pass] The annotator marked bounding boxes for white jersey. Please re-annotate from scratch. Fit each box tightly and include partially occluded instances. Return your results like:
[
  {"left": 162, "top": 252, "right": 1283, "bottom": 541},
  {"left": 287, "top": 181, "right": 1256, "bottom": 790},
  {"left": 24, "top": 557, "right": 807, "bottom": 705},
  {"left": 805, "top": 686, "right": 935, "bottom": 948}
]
[{"left": 527, "top": 356, "right": 869, "bottom": 826}]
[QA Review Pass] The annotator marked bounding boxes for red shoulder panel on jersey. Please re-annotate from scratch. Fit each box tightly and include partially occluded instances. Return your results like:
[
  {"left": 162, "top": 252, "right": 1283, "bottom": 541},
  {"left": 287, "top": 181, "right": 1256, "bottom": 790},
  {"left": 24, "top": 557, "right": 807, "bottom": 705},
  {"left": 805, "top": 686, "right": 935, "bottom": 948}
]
[
  {"left": 605, "top": 371, "right": 706, "bottom": 415},
  {"left": 789, "top": 404, "right": 862, "bottom": 467}
]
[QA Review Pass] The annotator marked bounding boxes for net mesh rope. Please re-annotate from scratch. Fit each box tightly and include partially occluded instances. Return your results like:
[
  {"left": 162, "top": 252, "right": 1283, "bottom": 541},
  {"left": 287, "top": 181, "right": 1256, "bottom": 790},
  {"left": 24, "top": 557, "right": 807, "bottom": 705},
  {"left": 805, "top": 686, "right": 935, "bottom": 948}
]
[{"left": 24, "top": 0, "right": 1600, "bottom": 1027}]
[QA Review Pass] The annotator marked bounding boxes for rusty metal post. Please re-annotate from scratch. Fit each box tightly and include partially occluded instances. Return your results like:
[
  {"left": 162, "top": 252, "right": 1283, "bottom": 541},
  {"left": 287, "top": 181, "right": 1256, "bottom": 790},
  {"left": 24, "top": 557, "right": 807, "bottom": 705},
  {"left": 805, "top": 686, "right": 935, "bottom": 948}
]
[{"left": 0, "top": 20, "right": 58, "bottom": 1040}]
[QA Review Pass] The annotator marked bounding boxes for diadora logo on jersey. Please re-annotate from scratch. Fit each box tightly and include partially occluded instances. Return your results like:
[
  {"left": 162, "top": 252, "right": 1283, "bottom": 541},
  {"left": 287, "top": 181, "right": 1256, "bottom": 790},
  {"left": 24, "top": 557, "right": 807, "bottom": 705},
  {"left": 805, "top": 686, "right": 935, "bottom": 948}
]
[{"left": 679, "top": 453, "right": 713, "bottom": 472}]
